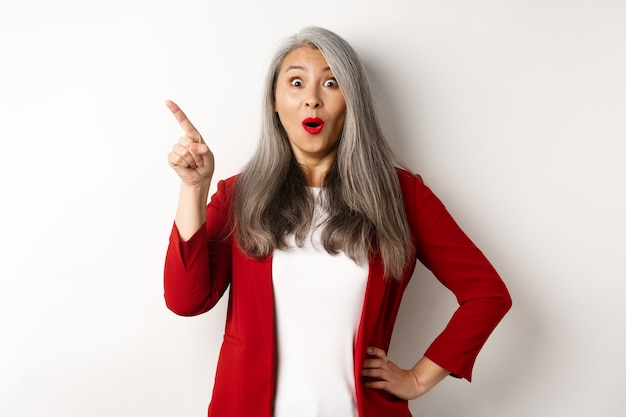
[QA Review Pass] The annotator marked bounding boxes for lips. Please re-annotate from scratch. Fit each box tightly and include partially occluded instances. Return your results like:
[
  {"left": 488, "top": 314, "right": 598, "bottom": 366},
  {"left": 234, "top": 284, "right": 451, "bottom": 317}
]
[{"left": 302, "top": 117, "right": 324, "bottom": 135}]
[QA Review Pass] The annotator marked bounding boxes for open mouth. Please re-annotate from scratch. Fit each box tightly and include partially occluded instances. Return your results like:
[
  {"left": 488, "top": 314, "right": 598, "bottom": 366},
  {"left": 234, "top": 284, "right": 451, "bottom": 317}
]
[{"left": 302, "top": 118, "right": 324, "bottom": 135}]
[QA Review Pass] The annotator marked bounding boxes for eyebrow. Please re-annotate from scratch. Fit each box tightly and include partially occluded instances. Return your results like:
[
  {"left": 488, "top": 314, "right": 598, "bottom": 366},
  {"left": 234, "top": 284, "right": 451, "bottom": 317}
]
[{"left": 284, "top": 65, "right": 332, "bottom": 73}]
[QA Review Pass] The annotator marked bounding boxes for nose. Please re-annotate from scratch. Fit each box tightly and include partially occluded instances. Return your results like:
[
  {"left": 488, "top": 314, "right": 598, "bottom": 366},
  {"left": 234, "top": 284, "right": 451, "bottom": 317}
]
[{"left": 305, "top": 86, "right": 322, "bottom": 108}]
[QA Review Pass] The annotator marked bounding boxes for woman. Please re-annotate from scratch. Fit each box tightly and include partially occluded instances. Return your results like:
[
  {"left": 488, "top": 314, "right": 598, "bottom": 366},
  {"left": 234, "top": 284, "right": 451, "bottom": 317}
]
[{"left": 164, "top": 26, "right": 511, "bottom": 417}]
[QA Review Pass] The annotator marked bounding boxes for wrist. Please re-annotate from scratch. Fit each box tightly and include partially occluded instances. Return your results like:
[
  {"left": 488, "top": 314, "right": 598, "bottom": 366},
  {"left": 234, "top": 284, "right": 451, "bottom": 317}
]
[
  {"left": 409, "top": 357, "right": 449, "bottom": 397},
  {"left": 180, "top": 177, "right": 211, "bottom": 191},
  {"left": 175, "top": 180, "right": 211, "bottom": 241},
  {"left": 179, "top": 179, "right": 212, "bottom": 202}
]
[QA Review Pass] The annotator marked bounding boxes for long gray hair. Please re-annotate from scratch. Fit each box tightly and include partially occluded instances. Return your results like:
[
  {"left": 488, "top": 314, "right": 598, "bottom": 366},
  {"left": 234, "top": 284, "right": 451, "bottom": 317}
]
[{"left": 232, "top": 26, "right": 413, "bottom": 280}]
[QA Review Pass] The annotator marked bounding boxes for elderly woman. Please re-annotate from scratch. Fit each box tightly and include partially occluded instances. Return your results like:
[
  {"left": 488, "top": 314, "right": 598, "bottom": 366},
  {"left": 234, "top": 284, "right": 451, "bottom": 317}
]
[{"left": 164, "top": 26, "right": 511, "bottom": 417}]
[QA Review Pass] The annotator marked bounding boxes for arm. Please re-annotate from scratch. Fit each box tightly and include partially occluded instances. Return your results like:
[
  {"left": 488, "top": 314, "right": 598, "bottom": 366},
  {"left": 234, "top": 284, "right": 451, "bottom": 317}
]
[
  {"left": 164, "top": 180, "right": 233, "bottom": 316},
  {"left": 411, "top": 175, "right": 512, "bottom": 381},
  {"left": 362, "top": 173, "right": 511, "bottom": 398},
  {"left": 163, "top": 101, "right": 232, "bottom": 316}
]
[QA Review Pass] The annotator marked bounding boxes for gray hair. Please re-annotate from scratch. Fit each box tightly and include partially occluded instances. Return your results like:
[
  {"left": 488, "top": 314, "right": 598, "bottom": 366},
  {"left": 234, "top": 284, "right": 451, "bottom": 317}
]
[{"left": 232, "top": 26, "right": 413, "bottom": 280}]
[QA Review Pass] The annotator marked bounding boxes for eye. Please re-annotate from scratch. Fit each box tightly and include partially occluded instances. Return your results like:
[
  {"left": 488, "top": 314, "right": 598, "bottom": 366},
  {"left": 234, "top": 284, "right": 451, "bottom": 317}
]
[
  {"left": 290, "top": 78, "right": 303, "bottom": 87},
  {"left": 323, "top": 78, "right": 338, "bottom": 88}
]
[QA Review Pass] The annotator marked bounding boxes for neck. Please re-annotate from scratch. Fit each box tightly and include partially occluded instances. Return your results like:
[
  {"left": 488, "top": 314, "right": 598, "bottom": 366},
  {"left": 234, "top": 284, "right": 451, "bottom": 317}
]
[
  {"left": 299, "top": 162, "right": 331, "bottom": 187},
  {"left": 294, "top": 151, "right": 337, "bottom": 187}
]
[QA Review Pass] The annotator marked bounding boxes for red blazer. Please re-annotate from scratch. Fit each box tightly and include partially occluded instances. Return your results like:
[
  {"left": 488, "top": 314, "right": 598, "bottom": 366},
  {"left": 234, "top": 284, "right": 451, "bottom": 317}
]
[{"left": 164, "top": 169, "right": 511, "bottom": 417}]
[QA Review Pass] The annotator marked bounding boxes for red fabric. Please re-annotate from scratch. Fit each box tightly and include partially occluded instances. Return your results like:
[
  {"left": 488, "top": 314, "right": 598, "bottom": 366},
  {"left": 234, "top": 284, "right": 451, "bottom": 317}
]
[{"left": 164, "top": 169, "right": 512, "bottom": 417}]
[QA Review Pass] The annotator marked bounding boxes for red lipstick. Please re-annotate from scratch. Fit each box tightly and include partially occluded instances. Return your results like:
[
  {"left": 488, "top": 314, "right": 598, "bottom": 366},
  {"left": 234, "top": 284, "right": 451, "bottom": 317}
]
[{"left": 302, "top": 118, "right": 324, "bottom": 135}]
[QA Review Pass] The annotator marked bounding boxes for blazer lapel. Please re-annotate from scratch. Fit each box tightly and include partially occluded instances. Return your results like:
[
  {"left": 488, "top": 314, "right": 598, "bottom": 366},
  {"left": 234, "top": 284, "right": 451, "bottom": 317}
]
[{"left": 247, "top": 253, "right": 276, "bottom": 354}]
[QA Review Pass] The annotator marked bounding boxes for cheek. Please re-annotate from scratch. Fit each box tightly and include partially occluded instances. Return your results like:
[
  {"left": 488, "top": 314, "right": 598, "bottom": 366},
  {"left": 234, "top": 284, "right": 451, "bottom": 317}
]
[
  {"left": 333, "top": 97, "right": 347, "bottom": 121},
  {"left": 274, "top": 90, "right": 297, "bottom": 116},
  {"left": 336, "top": 103, "right": 347, "bottom": 128}
]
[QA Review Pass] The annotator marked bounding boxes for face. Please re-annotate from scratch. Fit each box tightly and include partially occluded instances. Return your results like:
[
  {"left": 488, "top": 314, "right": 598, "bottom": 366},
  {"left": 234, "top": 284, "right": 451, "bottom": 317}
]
[{"left": 274, "top": 46, "right": 347, "bottom": 172}]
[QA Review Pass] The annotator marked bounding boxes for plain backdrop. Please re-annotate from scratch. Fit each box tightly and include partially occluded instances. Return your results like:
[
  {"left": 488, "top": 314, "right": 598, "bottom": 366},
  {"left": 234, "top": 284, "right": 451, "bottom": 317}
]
[{"left": 1, "top": 1, "right": 625, "bottom": 416}]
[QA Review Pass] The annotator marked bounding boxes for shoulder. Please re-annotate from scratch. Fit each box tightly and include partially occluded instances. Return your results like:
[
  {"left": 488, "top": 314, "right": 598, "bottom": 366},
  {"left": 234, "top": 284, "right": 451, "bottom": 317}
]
[
  {"left": 395, "top": 167, "right": 426, "bottom": 193},
  {"left": 215, "top": 174, "right": 241, "bottom": 195},
  {"left": 394, "top": 167, "right": 447, "bottom": 221},
  {"left": 221, "top": 173, "right": 241, "bottom": 188},
  {"left": 206, "top": 174, "right": 241, "bottom": 214}
]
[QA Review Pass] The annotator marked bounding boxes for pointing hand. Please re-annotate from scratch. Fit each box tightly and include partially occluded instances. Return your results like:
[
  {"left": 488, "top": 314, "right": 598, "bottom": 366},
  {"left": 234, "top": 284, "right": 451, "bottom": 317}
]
[{"left": 166, "top": 100, "right": 214, "bottom": 187}]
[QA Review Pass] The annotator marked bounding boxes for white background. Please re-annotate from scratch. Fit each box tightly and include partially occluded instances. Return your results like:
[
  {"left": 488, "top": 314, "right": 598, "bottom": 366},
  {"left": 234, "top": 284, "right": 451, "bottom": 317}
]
[{"left": 1, "top": 1, "right": 625, "bottom": 416}]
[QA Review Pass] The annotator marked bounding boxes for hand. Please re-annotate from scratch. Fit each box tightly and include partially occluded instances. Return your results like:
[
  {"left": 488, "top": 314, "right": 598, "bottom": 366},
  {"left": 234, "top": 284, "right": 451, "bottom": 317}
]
[
  {"left": 361, "top": 347, "right": 448, "bottom": 400},
  {"left": 166, "top": 100, "right": 214, "bottom": 187},
  {"left": 361, "top": 347, "right": 421, "bottom": 400}
]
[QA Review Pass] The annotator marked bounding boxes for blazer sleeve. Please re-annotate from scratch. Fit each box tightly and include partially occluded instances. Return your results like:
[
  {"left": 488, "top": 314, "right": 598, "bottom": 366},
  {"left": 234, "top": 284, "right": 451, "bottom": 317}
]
[
  {"left": 406, "top": 173, "right": 512, "bottom": 381},
  {"left": 163, "top": 179, "right": 234, "bottom": 316}
]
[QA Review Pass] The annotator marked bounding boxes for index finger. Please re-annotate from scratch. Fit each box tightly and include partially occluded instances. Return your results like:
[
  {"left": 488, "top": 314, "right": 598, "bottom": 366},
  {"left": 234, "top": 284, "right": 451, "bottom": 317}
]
[{"left": 165, "top": 100, "right": 202, "bottom": 142}]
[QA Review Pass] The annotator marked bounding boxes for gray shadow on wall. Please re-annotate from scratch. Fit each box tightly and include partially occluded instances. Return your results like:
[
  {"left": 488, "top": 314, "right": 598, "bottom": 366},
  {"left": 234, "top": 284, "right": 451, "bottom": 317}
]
[{"left": 360, "top": 54, "right": 424, "bottom": 171}]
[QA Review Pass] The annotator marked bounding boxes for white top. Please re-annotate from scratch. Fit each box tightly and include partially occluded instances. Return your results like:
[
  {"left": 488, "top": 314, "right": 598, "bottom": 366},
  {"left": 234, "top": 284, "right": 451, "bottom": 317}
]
[{"left": 272, "top": 188, "right": 369, "bottom": 417}]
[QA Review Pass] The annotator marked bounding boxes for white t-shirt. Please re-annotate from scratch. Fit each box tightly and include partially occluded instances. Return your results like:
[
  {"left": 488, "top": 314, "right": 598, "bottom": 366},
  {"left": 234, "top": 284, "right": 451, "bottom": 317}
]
[{"left": 272, "top": 188, "right": 369, "bottom": 417}]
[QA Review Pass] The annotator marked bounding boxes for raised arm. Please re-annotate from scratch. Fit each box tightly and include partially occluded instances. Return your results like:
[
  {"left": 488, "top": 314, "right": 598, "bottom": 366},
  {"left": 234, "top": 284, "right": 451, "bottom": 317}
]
[{"left": 164, "top": 101, "right": 232, "bottom": 316}]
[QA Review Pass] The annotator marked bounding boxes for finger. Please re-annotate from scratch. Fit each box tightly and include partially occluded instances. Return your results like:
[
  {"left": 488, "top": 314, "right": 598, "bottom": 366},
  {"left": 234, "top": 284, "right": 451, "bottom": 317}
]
[
  {"left": 178, "top": 135, "right": 210, "bottom": 154},
  {"left": 176, "top": 136, "right": 210, "bottom": 167},
  {"left": 360, "top": 368, "right": 387, "bottom": 379},
  {"left": 166, "top": 100, "right": 202, "bottom": 142},
  {"left": 189, "top": 142, "right": 210, "bottom": 156},
  {"left": 168, "top": 152, "right": 191, "bottom": 169},
  {"left": 169, "top": 144, "right": 199, "bottom": 169},
  {"left": 362, "top": 358, "right": 387, "bottom": 369},
  {"left": 366, "top": 347, "right": 387, "bottom": 360},
  {"left": 168, "top": 151, "right": 194, "bottom": 170},
  {"left": 177, "top": 141, "right": 205, "bottom": 168},
  {"left": 364, "top": 380, "right": 389, "bottom": 390}
]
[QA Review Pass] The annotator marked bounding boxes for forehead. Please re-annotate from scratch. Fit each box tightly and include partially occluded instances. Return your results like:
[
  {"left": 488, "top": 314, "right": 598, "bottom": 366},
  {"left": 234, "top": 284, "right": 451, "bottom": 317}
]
[{"left": 279, "top": 46, "right": 331, "bottom": 72}]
